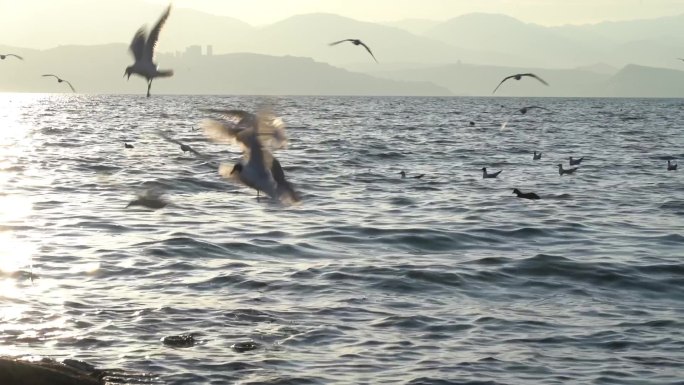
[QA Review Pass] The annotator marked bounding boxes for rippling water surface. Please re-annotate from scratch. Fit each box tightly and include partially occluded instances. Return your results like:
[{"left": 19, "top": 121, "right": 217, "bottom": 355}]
[{"left": 1, "top": 94, "right": 683, "bottom": 384}]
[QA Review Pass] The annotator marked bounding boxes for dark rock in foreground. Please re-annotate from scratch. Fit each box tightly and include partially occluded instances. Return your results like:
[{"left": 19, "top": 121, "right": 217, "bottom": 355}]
[{"left": 0, "top": 357, "right": 100, "bottom": 385}]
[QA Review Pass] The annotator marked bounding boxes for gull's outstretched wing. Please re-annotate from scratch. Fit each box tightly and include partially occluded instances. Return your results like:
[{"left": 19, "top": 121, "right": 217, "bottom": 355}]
[
  {"left": 202, "top": 108, "right": 287, "bottom": 151},
  {"left": 523, "top": 73, "right": 549, "bottom": 86},
  {"left": 7, "top": 54, "right": 23, "bottom": 60},
  {"left": 129, "top": 28, "right": 146, "bottom": 61},
  {"left": 64, "top": 80, "right": 76, "bottom": 93},
  {"left": 329, "top": 39, "right": 354, "bottom": 46},
  {"left": 41, "top": 74, "right": 59, "bottom": 79},
  {"left": 492, "top": 75, "right": 515, "bottom": 94},
  {"left": 145, "top": 4, "right": 172, "bottom": 61},
  {"left": 358, "top": 41, "right": 378, "bottom": 63}
]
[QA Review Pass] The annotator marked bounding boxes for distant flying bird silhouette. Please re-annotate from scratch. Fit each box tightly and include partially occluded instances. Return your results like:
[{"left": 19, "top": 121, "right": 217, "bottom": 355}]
[
  {"left": 329, "top": 39, "right": 378, "bottom": 63},
  {"left": 125, "top": 4, "right": 174, "bottom": 97},
  {"left": 42, "top": 74, "right": 76, "bottom": 92},
  {"left": 519, "top": 105, "right": 550, "bottom": 114},
  {"left": 0, "top": 54, "right": 23, "bottom": 60},
  {"left": 493, "top": 73, "right": 549, "bottom": 94},
  {"left": 158, "top": 131, "right": 203, "bottom": 156}
]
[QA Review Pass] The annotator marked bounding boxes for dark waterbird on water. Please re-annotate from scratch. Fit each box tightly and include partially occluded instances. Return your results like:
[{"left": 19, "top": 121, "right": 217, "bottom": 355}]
[
  {"left": 202, "top": 108, "right": 300, "bottom": 204},
  {"left": 482, "top": 167, "right": 502, "bottom": 179},
  {"left": 493, "top": 73, "right": 549, "bottom": 94},
  {"left": 0, "top": 54, "right": 22, "bottom": 60},
  {"left": 519, "top": 105, "right": 550, "bottom": 114},
  {"left": 329, "top": 39, "right": 378, "bottom": 63},
  {"left": 469, "top": 121, "right": 475, "bottom": 126},
  {"left": 533, "top": 151, "right": 542, "bottom": 160},
  {"left": 668, "top": 160, "right": 678, "bottom": 171},
  {"left": 41, "top": 74, "right": 76, "bottom": 92},
  {"left": 400, "top": 170, "right": 424, "bottom": 179},
  {"left": 513, "top": 188, "right": 540, "bottom": 200},
  {"left": 558, "top": 164, "right": 578, "bottom": 176},
  {"left": 124, "top": 142, "right": 134, "bottom": 149},
  {"left": 124, "top": 4, "right": 174, "bottom": 97},
  {"left": 569, "top": 156, "right": 584, "bottom": 166}
]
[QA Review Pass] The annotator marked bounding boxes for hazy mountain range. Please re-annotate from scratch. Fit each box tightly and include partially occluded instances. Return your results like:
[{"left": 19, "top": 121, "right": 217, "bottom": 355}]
[{"left": 2, "top": 5, "right": 684, "bottom": 96}]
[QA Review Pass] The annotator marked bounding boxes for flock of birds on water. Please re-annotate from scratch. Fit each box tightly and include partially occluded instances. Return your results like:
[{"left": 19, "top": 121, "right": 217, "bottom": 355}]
[{"left": 2, "top": 4, "right": 679, "bottom": 208}]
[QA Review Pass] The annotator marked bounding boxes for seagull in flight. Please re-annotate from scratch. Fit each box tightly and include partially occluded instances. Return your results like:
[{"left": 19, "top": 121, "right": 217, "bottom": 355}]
[
  {"left": 202, "top": 108, "right": 300, "bottom": 204},
  {"left": 158, "top": 132, "right": 203, "bottom": 156},
  {"left": 519, "top": 105, "right": 550, "bottom": 114},
  {"left": 329, "top": 39, "right": 378, "bottom": 63},
  {"left": 0, "top": 54, "right": 23, "bottom": 60},
  {"left": 125, "top": 4, "right": 174, "bottom": 97},
  {"left": 42, "top": 74, "right": 76, "bottom": 92},
  {"left": 493, "top": 73, "right": 549, "bottom": 94}
]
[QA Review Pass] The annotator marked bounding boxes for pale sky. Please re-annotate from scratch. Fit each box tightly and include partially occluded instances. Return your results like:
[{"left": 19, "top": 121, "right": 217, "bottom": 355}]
[{"left": 142, "top": 0, "right": 684, "bottom": 26}]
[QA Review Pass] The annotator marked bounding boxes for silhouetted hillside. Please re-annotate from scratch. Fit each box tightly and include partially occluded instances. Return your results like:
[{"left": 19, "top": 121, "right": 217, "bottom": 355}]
[{"left": 0, "top": 44, "right": 450, "bottom": 96}]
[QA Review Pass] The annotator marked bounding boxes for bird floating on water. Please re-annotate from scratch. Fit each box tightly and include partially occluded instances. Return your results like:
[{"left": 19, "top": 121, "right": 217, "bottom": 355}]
[
  {"left": 125, "top": 4, "right": 173, "bottom": 97},
  {"left": 400, "top": 170, "right": 424, "bottom": 179},
  {"left": 569, "top": 156, "right": 584, "bottom": 166},
  {"left": 329, "top": 39, "right": 377, "bottom": 63},
  {"left": 493, "top": 73, "right": 549, "bottom": 94},
  {"left": 513, "top": 188, "right": 540, "bottom": 200},
  {"left": 519, "top": 106, "right": 550, "bottom": 114},
  {"left": 469, "top": 121, "right": 475, "bottom": 126},
  {"left": 124, "top": 142, "right": 134, "bottom": 149},
  {"left": 202, "top": 108, "right": 300, "bottom": 204},
  {"left": 482, "top": 167, "right": 502, "bottom": 179},
  {"left": 558, "top": 164, "right": 578, "bottom": 176},
  {"left": 668, "top": 160, "right": 678, "bottom": 171},
  {"left": 0, "top": 54, "right": 22, "bottom": 60},
  {"left": 533, "top": 151, "right": 542, "bottom": 160},
  {"left": 41, "top": 74, "right": 76, "bottom": 92}
]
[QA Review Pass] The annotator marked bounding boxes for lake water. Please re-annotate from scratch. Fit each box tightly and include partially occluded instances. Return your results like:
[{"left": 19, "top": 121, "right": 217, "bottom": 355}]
[{"left": 0, "top": 94, "right": 683, "bottom": 384}]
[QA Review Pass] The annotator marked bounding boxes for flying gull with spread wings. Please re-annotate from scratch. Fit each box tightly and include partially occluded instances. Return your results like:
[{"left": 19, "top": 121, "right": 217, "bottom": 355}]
[
  {"left": 124, "top": 4, "right": 174, "bottom": 97},
  {"left": 201, "top": 108, "right": 300, "bottom": 204},
  {"left": 329, "top": 39, "right": 378, "bottom": 63},
  {"left": 42, "top": 74, "right": 76, "bottom": 92},
  {"left": 493, "top": 73, "right": 548, "bottom": 94}
]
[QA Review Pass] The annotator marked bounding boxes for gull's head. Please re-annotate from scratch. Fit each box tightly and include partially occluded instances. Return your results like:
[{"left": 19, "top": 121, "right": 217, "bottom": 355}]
[
  {"left": 230, "top": 163, "right": 243, "bottom": 175},
  {"left": 124, "top": 66, "right": 133, "bottom": 80}
]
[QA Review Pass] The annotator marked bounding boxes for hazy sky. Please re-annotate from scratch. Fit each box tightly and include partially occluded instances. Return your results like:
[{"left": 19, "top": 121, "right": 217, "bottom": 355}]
[
  {"left": 141, "top": 0, "right": 684, "bottom": 26},
  {"left": 1, "top": 0, "right": 683, "bottom": 28}
]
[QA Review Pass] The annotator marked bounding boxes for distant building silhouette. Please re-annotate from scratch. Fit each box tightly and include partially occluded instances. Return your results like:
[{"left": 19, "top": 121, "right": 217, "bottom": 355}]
[{"left": 185, "top": 45, "right": 202, "bottom": 58}]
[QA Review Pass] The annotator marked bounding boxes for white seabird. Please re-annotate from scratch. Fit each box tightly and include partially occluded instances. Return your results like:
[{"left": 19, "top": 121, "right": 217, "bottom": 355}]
[{"left": 202, "top": 108, "right": 300, "bottom": 204}]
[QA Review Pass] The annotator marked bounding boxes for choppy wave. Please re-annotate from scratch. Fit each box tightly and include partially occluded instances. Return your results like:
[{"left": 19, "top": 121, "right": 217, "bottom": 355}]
[{"left": 0, "top": 94, "right": 683, "bottom": 384}]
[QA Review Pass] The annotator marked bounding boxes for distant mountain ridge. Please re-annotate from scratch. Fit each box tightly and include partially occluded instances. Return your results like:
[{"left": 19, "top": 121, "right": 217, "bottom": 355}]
[{"left": 0, "top": 44, "right": 450, "bottom": 96}]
